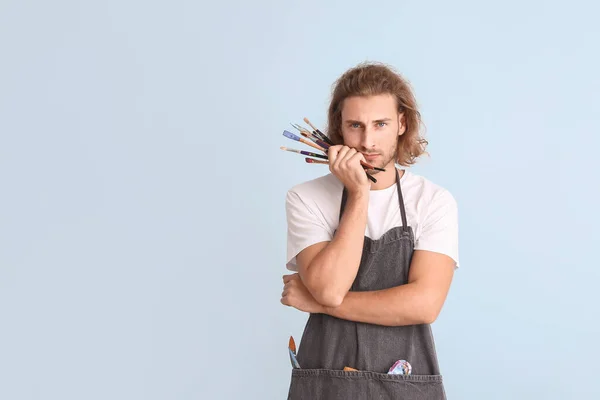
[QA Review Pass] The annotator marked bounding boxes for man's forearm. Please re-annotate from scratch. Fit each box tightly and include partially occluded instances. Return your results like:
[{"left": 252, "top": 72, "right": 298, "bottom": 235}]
[
  {"left": 304, "top": 190, "right": 368, "bottom": 307},
  {"left": 320, "top": 283, "right": 436, "bottom": 326}
]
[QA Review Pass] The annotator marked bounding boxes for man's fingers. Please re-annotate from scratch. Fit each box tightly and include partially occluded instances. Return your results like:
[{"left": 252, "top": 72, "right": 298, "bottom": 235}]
[
  {"left": 281, "top": 289, "right": 293, "bottom": 306},
  {"left": 283, "top": 273, "right": 298, "bottom": 283},
  {"left": 342, "top": 148, "right": 358, "bottom": 167},
  {"left": 348, "top": 151, "right": 365, "bottom": 168},
  {"left": 327, "top": 145, "right": 341, "bottom": 169},
  {"left": 333, "top": 146, "right": 350, "bottom": 170},
  {"left": 282, "top": 274, "right": 300, "bottom": 307}
]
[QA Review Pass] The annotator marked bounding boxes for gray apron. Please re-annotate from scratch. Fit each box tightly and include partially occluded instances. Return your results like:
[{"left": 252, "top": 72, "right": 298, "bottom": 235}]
[{"left": 287, "top": 168, "right": 446, "bottom": 399}]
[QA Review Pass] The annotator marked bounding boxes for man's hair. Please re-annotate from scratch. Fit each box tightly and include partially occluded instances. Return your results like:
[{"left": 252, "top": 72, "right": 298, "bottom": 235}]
[{"left": 326, "top": 62, "right": 428, "bottom": 166}]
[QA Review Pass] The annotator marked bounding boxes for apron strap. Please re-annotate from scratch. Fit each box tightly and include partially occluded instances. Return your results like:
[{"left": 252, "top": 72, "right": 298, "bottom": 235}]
[
  {"left": 395, "top": 168, "right": 409, "bottom": 233},
  {"left": 339, "top": 187, "right": 348, "bottom": 223}
]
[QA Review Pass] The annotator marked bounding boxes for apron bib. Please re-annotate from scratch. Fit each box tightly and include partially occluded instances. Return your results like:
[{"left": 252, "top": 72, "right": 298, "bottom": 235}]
[{"left": 287, "top": 168, "right": 446, "bottom": 399}]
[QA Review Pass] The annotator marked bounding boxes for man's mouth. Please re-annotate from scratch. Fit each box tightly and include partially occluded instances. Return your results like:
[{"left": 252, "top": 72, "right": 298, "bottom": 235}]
[{"left": 362, "top": 153, "right": 380, "bottom": 161}]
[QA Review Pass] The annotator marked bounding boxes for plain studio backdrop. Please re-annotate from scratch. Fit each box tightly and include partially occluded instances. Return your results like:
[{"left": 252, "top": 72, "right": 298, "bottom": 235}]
[{"left": 1, "top": 1, "right": 598, "bottom": 399}]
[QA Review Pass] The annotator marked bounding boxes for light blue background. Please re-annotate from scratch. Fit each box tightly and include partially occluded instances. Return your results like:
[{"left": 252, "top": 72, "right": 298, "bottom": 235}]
[{"left": 1, "top": 1, "right": 598, "bottom": 399}]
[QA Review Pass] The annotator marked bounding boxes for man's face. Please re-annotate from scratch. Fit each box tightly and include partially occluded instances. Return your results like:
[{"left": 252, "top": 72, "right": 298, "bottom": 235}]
[{"left": 340, "top": 94, "right": 404, "bottom": 173}]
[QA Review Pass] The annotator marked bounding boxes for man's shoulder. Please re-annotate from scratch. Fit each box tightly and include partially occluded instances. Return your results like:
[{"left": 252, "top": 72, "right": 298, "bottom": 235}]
[
  {"left": 403, "top": 169, "right": 456, "bottom": 205},
  {"left": 286, "top": 173, "right": 342, "bottom": 200}
]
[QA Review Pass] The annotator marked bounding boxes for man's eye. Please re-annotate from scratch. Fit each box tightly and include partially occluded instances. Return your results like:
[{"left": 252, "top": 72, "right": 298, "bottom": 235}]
[
  {"left": 351, "top": 123, "right": 360, "bottom": 128},
  {"left": 377, "top": 122, "right": 387, "bottom": 127}
]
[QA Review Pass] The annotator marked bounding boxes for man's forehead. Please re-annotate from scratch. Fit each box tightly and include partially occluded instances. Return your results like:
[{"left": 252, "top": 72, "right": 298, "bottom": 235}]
[{"left": 341, "top": 94, "right": 397, "bottom": 118}]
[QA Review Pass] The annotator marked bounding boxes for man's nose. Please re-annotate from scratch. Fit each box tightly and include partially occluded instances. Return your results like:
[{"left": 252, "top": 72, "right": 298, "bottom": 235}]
[{"left": 360, "top": 126, "right": 375, "bottom": 149}]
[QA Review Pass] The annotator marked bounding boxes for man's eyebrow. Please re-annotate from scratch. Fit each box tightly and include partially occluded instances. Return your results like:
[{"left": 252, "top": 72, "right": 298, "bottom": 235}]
[{"left": 344, "top": 118, "right": 392, "bottom": 123}]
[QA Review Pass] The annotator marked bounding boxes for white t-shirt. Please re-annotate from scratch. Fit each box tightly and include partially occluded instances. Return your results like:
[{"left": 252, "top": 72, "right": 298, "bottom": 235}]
[{"left": 285, "top": 168, "right": 459, "bottom": 271}]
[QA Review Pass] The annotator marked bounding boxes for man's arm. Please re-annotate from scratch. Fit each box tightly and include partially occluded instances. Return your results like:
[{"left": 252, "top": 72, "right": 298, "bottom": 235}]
[
  {"left": 320, "top": 250, "right": 455, "bottom": 326},
  {"left": 297, "top": 189, "right": 368, "bottom": 308}
]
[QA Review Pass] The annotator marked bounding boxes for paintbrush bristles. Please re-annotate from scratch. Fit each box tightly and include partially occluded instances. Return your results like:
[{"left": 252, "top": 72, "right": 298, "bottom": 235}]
[
  {"left": 281, "top": 146, "right": 304, "bottom": 155},
  {"left": 298, "top": 124, "right": 314, "bottom": 135},
  {"left": 291, "top": 123, "right": 321, "bottom": 143},
  {"left": 303, "top": 117, "right": 335, "bottom": 146},
  {"left": 290, "top": 123, "right": 310, "bottom": 135},
  {"left": 303, "top": 117, "right": 318, "bottom": 131},
  {"left": 297, "top": 125, "right": 318, "bottom": 139},
  {"left": 282, "top": 146, "right": 329, "bottom": 160}
]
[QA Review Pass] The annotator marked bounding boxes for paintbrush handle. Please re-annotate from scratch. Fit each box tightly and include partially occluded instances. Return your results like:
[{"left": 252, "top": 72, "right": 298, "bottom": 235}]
[
  {"left": 304, "top": 157, "right": 328, "bottom": 164},
  {"left": 360, "top": 160, "right": 386, "bottom": 171},
  {"left": 300, "top": 150, "right": 328, "bottom": 160},
  {"left": 301, "top": 117, "right": 334, "bottom": 145},
  {"left": 315, "top": 130, "right": 334, "bottom": 146},
  {"left": 300, "top": 137, "right": 326, "bottom": 152},
  {"left": 315, "top": 139, "right": 331, "bottom": 150}
]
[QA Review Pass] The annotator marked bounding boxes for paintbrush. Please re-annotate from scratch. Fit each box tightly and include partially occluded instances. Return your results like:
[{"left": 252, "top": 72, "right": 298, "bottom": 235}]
[
  {"left": 297, "top": 129, "right": 329, "bottom": 147},
  {"left": 290, "top": 123, "right": 321, "bottom": 141},
  {"left": 294, "top": 122, "right": 331, "bottom": 146},
  {"left": 291, "top": 121, "right": 332, "bottom": 148},
  {"left": 286, "top": 126, "right": 331, "bottom": 151},
  {"left": 290, "top": 124, "right": 334, "bottom": 154},
  {"left": 280, "top": 146, "right": 328, "bottom": 160},
  {"left": 305, "top": 158, "right": 377, "bottom": 183},
  {"left": 304, "top": 158, "right": 328, "bottom": 165},
  {"left": 288, "top": 336, "right": 300, "bottom": 369},
  {"left": 304, "top": 117, "right": 334, "bottom": 146},
  {"left": 283, "top": 130, "right": 327, "bottom": 153}
]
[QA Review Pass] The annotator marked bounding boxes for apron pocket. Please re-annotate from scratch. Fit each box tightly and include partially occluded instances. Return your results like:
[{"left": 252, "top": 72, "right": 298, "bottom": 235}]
[{"left": 288, "top": 368, "right": 445, "bottom": 400}]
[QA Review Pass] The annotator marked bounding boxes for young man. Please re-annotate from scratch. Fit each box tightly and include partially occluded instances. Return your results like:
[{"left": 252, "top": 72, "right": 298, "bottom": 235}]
[{"left": 281, "top": 62, "right": 459, "bottom": 399}]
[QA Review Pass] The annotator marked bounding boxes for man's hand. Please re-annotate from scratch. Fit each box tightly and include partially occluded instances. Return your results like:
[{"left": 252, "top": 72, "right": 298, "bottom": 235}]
[
  {"left": 327, "top": 145, "right": 370, "bottom": 195},
  {"left": 281, "top": 273, "right": 325, "bottom": 314}
]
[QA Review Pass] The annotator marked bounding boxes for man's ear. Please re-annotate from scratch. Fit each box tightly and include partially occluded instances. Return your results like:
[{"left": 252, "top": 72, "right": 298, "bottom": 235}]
[{"left": 398, "top": 113, "right": 406, "bottom": 136}]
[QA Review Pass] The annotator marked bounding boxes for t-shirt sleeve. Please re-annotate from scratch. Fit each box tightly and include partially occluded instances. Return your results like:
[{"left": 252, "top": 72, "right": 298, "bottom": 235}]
[
  {"left": 414, "top": 189, "right": 460, "bottom": 268},
  {"left": 285, "top": 190, "right": 333, "bottom": 271}
]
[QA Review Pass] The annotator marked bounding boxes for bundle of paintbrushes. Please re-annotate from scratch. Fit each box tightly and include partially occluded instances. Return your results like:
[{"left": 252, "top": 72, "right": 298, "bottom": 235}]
[{"left": 280, "top": 117, "right": 384, "bottom": 183}]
